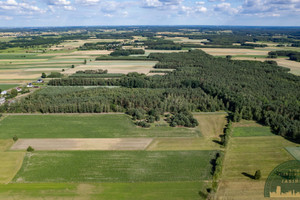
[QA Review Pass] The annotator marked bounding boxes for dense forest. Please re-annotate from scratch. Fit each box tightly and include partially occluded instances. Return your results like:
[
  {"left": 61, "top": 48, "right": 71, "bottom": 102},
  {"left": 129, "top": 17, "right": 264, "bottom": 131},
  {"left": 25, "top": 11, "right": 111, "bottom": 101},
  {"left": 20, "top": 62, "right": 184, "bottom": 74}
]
[
  {"left": 268, "top": 50, "right": 300, "bottom": 62},
  {"left": 45, "top": 50, "right": 300, "bottom": 141}
]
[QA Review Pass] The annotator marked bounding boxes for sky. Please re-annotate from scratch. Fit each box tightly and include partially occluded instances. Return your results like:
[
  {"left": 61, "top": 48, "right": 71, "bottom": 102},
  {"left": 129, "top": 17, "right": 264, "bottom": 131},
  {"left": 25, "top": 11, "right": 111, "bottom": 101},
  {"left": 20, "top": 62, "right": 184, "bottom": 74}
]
[{"left": 0, "top": 0, "right": 299, "bottom": 27}]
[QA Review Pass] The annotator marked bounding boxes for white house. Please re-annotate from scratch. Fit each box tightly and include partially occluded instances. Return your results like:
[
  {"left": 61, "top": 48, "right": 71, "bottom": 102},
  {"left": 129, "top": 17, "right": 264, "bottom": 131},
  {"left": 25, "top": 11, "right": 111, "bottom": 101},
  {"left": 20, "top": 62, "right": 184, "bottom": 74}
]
[
  {"left": 27, "top": 83, "right": 33, "bottom": 88},
  {"left": 1, "top": 90, "right": 7, "bottom": 95},
  {"left": 0, "top": 98, "right": 5, "bottom": 105},
  {"left": 36, "top": 79, "right": 44, "bottom": 83},
  {"left": 16, "top": 87, "right": 22, "bottom": 92}
]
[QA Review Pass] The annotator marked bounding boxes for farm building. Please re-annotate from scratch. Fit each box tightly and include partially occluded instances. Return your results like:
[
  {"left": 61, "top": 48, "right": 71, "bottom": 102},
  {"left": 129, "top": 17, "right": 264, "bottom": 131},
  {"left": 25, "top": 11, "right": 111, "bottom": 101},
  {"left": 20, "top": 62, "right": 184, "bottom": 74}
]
[
  {"left": 1, "top": 90, "right": 7, "bottom": 95},
  {"left": 27, "top": 83, "right": 33, "bottom": 88},
  {"left": 36, "top": 79, "right": 44, "bottom": 83},
  {"left": 0, "top": 97, "right": 5, "bottom": 105},
  {"left": 16, "top": 87, "right": 22, "bottom": 92}
]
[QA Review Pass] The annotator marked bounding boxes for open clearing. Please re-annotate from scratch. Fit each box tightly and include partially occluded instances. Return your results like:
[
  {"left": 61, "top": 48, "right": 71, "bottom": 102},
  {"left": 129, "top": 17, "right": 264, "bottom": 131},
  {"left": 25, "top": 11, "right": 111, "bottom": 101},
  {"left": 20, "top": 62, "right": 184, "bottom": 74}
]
[
  {"left": 0, "top": 181, "right": 207, "bottom": 200},
  {"left": 11, "top": 138, "right": 153, "bottom": 151},
  {"left": 0, "top": 114, "right": 200, "bottom": 138},
  {"left": 13, "top": 150, "right": 216, "bottom": 183},
  {"left": 193, "top": 112, "right": 227, "bottom": 138}
]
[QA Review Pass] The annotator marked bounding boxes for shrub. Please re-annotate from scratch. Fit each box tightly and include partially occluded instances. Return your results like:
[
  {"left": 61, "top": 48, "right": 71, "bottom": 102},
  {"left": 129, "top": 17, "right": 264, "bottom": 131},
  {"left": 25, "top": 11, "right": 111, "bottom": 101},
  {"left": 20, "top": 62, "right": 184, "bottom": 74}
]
[
  {"left": 41, "top": 72, "right": 46, "bottom": 78},
  {"left": 27, "top": 146, "right": 34, "bottom": 152},
  {"left": 13, "top": 135, "right": 18, "bottom": 142}
]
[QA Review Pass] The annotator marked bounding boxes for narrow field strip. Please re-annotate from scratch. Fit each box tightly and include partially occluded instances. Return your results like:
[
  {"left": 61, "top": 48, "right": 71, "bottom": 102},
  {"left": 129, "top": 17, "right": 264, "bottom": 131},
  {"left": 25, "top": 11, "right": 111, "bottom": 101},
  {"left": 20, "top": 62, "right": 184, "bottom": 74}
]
[{"left": 10, "top": 138, "right": 153, "bottom": 151}]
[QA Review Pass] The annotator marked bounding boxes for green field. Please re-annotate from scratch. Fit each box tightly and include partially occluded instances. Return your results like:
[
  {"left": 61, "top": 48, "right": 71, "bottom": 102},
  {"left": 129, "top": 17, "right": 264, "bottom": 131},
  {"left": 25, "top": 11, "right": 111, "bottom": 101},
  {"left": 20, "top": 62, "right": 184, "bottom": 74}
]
[
  {"left": 0, "top": 84, "right": 19, "bottom": 91},
  {"left": 232, "top": 127, "right": 273, "bottom": 137},
  {"left": 0, "top": 114, "right": 200, "bottom": 138},
  {"left": 0, "top": 181, "right": 207, "bottom": 200},
  {"left": 285, "top": 147, "right": 300, "bottom": 160},
  {"left": 13, "top": 150, "right": 216, "bottom": 183}
]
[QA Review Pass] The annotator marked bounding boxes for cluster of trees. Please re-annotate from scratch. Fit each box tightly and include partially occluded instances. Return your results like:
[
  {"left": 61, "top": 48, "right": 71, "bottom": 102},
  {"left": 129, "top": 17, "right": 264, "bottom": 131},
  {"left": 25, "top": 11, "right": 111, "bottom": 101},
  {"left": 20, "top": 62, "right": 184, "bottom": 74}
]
[
  {"left": 47, "top": 72, "right": 63, "bottom": 78},
  {"left": 268, "top": 50, "right": 300, "bottom": 62},
  {"left": 75, "top": 69, "right": 108, "bottom": 74},
  {"left": 110, "top": 49, "right": 145, "bottom": 56},
  {"left": 166, "top": 111, "right": 199, "bottom": 127},
  {"left": 144, "top": 39, "right": 182, "bottom": 50},
  {"left": 78, "top": 42, "right": 121, "bottom": 50}
]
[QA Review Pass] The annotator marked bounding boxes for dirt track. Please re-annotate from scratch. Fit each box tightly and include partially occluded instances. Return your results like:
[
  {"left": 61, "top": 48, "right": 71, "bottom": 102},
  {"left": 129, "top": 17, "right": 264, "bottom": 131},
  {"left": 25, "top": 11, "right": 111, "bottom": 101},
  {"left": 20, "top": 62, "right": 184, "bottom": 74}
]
[{"left": 11, "top": 138, "right": 153, "bottom": 151}]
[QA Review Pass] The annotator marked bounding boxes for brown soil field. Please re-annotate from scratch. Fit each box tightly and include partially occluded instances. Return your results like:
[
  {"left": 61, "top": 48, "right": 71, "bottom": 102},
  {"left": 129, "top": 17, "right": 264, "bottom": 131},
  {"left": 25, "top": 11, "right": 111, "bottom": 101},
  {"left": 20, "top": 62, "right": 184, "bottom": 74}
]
[{"left": 10, "top": 138, "right": 153, "bottom": 151}]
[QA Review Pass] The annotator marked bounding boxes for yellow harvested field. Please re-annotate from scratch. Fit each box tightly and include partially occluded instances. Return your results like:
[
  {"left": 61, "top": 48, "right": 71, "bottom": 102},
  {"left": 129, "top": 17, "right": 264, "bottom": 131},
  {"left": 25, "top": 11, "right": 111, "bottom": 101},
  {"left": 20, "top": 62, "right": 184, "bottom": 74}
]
[
  {"left": 10, "top": 138, "right": 153, "bottom": 151},
  {"left": 64, "top": 61, "right": 158, "bottom": 75},
  {"left": 70, "top": 50, "right": 112, "bottom": 55},
  {"left": 24, "top": 68, "right": 63, "bottom": 72},
  {"left": 193, "top": 113, "right": 227, "bottom": 138},
  {"left": 0, "top": 70, "right": 41, "bottom": 79},
  {"left": 0, "top": 152, "right": 25, "bottom": 184},
  {"left": 0, "top": 139, "right": 14, "bottom": 151},
  {"left": 145, "top": 49, "right": 188, "bottom": 54},
  {"left": 199, "top": 48, "right": 268, "bottom": 56}
]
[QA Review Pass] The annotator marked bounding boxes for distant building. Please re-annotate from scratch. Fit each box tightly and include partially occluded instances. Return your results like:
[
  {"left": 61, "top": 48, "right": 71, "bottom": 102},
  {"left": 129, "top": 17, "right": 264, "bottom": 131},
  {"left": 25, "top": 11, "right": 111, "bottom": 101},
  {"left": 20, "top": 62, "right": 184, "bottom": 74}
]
[
  {"left": 0, "top": 98, "right": 5, "bottom": 105},
  {"left": 1, "top": 90, "right": 7, "bottom": 95},
  {"left": 27, "top": 83, "right": 33, "bottom": 88},
  {"left": 16, "top": 87, "right": 22, "bottom": 92},
  {"left": 36, "top": 79, "right": 44, "bottom": 83}
]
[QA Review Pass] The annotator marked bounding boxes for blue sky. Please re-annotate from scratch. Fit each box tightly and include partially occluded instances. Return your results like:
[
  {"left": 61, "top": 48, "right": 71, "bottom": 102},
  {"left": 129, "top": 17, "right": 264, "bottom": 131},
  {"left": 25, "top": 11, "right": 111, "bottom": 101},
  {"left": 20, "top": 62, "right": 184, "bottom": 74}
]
[{"left": 0, "top": 0, "right": 299, "bottom": 27}]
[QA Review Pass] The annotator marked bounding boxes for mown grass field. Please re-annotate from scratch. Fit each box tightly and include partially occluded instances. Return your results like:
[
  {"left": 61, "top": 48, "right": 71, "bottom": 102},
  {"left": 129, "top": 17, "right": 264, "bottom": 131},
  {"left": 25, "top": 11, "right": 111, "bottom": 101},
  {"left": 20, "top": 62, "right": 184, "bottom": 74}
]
[
  {"left": 0, "top": 139, "right": 25, "bottom": 184},
  {"left": 216, "top": 120, "right": 298, "bottom": 200},
  {"left": 232, "top": 127, "right": 273, "bottom": 137},
  {"left": 0, "top": 181, "right": 207, "bottom": 200},
  {"left": 285, "top": 147, "right": 300, "bottom": 160},
  {"left": 0, "top": 84, "right": 19, "bottom": 91},
  {"left": 0, "top": 114, "right": 200, "bottom": 138},
  {"left": 13, "top": 150, "right": 216, "bottom": 183}
]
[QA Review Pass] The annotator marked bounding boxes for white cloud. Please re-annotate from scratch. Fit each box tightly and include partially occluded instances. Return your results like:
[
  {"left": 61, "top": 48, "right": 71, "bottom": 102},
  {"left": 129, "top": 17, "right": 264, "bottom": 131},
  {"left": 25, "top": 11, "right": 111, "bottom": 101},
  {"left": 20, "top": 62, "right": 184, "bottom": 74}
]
[
  {"left": 196, "top": 1, "right": 205, "bottom": 5},
  {"left": 142, "top": 0, "right": 183, "bottom": 9},
  {"left": 104, "top": 13, "right": 113, "bottom": 17},
  {"left": 48, "top": 0, "right": 71, "bottom": 6},
  {"left": 75, "top": 0, "right": 100, "bottom": 6},
  {"left": 214, "top": 2, "right": 239, "bottom": 15},
  {"left": 64, "top": 5, "right": 76, "bottom": 10},
  {"left": 0, "top": 0, "right": 44, "bottom": 13},
  {"left": 0, "top": 15, "right": 13, "bottom": 20}
]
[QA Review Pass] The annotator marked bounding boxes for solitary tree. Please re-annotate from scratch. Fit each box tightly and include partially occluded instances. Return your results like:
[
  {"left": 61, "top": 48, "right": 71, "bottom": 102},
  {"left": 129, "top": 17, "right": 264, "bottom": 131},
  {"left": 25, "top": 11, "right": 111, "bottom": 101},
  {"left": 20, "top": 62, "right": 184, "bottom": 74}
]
[
  {"left": 27, "top": 146, "right": 34, "bottom": 152},
  {"left": 254, "top": 170, "right": 261, "bottom": 180},
  {"left": 41, "top": 72, "right": 46, "bottom": 78}
]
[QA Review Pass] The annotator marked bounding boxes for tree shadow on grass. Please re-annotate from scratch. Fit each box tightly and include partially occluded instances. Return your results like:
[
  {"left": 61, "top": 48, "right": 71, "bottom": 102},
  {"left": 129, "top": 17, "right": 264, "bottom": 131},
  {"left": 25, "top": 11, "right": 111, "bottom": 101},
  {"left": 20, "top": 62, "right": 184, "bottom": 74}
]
[{"left": 242, "top": 172, "right": 255, "bottom": 179}]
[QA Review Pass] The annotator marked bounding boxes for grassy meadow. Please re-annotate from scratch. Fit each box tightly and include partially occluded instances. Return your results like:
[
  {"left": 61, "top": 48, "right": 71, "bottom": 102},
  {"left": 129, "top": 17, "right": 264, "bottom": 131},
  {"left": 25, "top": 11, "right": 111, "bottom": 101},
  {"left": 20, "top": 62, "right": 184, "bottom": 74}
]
[{"left": 0, "top": 84, "right": 19, "bottom": 91}]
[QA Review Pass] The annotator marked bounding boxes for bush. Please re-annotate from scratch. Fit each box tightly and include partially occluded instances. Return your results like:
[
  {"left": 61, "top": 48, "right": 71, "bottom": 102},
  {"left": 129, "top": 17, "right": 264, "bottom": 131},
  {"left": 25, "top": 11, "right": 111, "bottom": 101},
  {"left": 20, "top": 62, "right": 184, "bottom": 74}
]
[
  {"left": 13, "top": 135, "right": 18, "bottom": 142},
  {"left": 27, "top": 146, "right": 34, "bottom": 152},
  {"left": 47, "top": 72, "right": 63, "bottom": 78},
  {"left": 41, "top": 72, "right": 46, "bottom": 78},
  {"left": 10, "top": 89, "right": 18, "bottom": 98}
]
